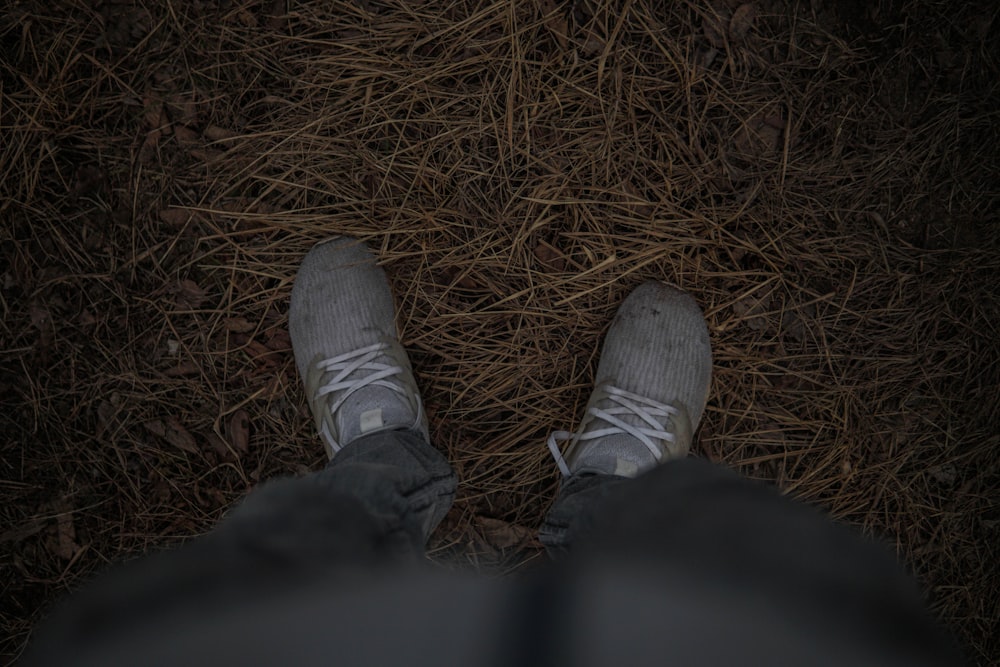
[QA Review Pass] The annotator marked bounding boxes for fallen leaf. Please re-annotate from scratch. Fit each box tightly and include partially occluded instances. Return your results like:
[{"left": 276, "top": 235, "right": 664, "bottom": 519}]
[
  {"left": 188, "top": 148, "right": 225, "bottom": 163},
  {"left": 143, "top": 96, "right": 165, "bottom": 130},
  {"left": 175, "top": 279, "right": 208, "bottom": 309},
  {"left": 475, "top": 516, "right": 535, "bottom": 550},
  {"left": 163, "top": 416, "right": 198, "bottom": 454},
  {"left": 145, "top": 417, "right": 199, "bottom": 454},
  {"left": 203, "top": 125, "right": 239, "bottom": 142},
  {"left": 245, "top": 340, "right": 280, "bottom": 370},
  {"left": 733, "top": 108, "right": 783, "bottom": 158},
  {"left": 757, "top": 123, "right": 782, "bottom": 151},
  {"left": 151, "top": 479, "right": 172, "bottom": 504},
  {"left": 138, "top": 129, "right": 161, "bottom": 165},
  {"left": 55, "top": 509, "right": 79, "bottom": 561},
  {"left": 776, "top": 373, "right": 803, "bottom": 390},
  {"left": 729, "top": 3, "right": 756, "bottom": 41},
  {"left": 701, "top": 0, "right": 733, "bottom": 50},
  {"left": 164, "top": 361, "right": 200, "bottom": 377},
  {"left": 225, "top": 317, "right": 256, "bottom": 333},
  {"left": 173, "top": 124, "right": 199, "bottom": 145},
  {"left": 144, "top": 419, "right": 166, "bottom": 438},
  {"left": 538, "top": 0, "right": 568, "bottom": 50},
  {"left": 29, "top": 303, "right": 50, "bottom": 329},
  {"left": 178, "top": 93, "right": 201, "bottom": 126},
  {"left": 701, "top": 20, "right": 726, "bottom": 50},
  {"left": 228, "top": 410, "right": 250, "bottom": 455},
  {"left": 205, "top": 432, "right": 231, "bottom": 460},
  {"left": 781, "top": 311, "right": 806, "bottom": 342},
  {"left": 731, "top": 290, "right": 773, "bottom": 331},
  {"left": 443, "top": 266, "right": 478, "bottom": 289},
  {"left": 71, "top": 165, "right": 104, "bottom": 196},
  {"left": 763, "top": 114, "right": 786, "bottom": 130},
  {"left": 236, "top": 8, "right": 258, "bottom": 27},
  {"left": 159, "top": 207, "right": 193, "bottom": 227},
  {"left": 533, "top": 241, "right": 566, "bottom": 271},
  {"left": 582, "top": 33, "right": 606, "bottom": 57},
  {"left": 266, "top": 0, "right": 286, "bottom": 31},
  {"left": 0, "top": 518, "right": 47, "bottom": 544},
  {"left": 694, "top": 42, "right": 719, "bottom": 70},
  {"left": 929, "top": 463, "right": 958, "bottom": 485},
  {"left": 266, "top": 328, "right": 291, "bottom": 352}
]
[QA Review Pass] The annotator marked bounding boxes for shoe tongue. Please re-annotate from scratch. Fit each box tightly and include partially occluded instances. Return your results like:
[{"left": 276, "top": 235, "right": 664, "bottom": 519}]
[
  {"left": 336, "top": 386, "right": 414, "bottom": 446},
  {"left": 568, "top": 401, "right": 694, "bottom": 478}
]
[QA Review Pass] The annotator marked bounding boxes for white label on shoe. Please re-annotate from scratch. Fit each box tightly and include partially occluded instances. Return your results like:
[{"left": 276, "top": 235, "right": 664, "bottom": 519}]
[
  {"left": 360, "top": 408, "right": 384, "bottom": 434},
  {"left": 614, "top": 458, "right": 639, "bottom": 478}
]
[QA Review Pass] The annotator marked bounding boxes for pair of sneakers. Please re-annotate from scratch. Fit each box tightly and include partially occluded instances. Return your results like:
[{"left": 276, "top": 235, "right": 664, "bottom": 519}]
[{"left": 289, "top": 238, "right": 712, "bottom": 479}]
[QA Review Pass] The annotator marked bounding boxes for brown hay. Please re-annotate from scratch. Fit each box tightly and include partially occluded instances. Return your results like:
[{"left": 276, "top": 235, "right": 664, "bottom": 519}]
[{"left": 2, "top": 0, "right": 999, "bottom": 662}]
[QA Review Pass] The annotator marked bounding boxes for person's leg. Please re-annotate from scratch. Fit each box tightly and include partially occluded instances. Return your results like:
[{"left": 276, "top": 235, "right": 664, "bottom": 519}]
[
  {"left": 30, "top": 427, "right": 454, "bottom": 660},
  {"left": 209, "top": 425, "right": 455, "bottom": 576},
  {"left": 168, "top": 235, "right": 457, "bottom": 575},
  {"left": 540, "top": 281, "right": 961, "bottom": 664},
  {"left": 539, "top": 458, "right": 962, "bottom": 665},
  {"left": 538, "top": 471, "right": 624, "bottom": 552},
  {"left": 27, "top": 238, "right": 457, "bottom": 663},
  {"left": 541, "top": 280, "right": 712, "bottom": 552},
  {"left": 241, "top": 233, "right": 457, "bottom": 557},
  {"left": 542, "top": 454, "right": 940, "bottom": 626}
]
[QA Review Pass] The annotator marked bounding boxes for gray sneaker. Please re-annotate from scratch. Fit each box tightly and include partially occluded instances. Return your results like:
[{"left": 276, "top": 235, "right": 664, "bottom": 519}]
[
  {"left": 289, "top": 237, "right": 428, "bottom": 458},
  {"left": 548, "top": 282, "right": 712, "bottom": 478}
]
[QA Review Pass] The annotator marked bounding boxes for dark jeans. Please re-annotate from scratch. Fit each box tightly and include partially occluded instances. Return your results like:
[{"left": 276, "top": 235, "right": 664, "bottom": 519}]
[{"left": 27, "top": 429, "right": 961, "bottom": 666}]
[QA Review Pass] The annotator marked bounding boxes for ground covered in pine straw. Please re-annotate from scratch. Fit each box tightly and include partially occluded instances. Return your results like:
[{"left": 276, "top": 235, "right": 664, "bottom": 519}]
[{"left": 2, "top": 0, "right": 998, "bottom": 662}]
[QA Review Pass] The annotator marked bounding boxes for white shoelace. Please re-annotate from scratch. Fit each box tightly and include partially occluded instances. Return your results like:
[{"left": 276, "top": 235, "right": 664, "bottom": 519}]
[
  {"left": 310, "top": 342, "right": 419, "bottom": 454},
  {"left": 547, "top": 385, "right": 680, "bottom": 477}
]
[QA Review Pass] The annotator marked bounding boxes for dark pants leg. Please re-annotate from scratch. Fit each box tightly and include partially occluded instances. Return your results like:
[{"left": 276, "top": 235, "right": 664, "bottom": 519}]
[
  {"left": 539, "top": 457, "right": 961, "bottom": 665},
  {"left": 29, "top": 444, "right": 960, "bottom": 666},
  {"left": 27, "top": 428, "right": 456, "bottom": 664}
]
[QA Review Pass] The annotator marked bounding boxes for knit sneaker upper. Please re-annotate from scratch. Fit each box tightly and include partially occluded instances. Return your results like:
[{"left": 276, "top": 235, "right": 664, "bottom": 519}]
[
  {"left": 289, "top": 238, "right": 427, "bottom": 457},
  {"left": 549, "top": 282, "right": 712, "bottom": 478}
]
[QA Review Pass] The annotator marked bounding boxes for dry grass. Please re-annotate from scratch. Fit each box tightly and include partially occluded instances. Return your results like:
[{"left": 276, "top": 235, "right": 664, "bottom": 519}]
[{"left": 2, "top": 0, "right": 999, "bottom": 662}]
